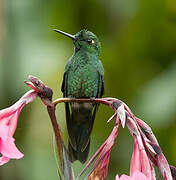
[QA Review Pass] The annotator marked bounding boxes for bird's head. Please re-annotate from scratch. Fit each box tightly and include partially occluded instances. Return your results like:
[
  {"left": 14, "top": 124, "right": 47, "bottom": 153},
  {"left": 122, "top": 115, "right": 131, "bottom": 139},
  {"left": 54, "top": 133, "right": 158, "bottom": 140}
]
[{"left": 54, "top": 29, "right": 101, "bottom": 56}]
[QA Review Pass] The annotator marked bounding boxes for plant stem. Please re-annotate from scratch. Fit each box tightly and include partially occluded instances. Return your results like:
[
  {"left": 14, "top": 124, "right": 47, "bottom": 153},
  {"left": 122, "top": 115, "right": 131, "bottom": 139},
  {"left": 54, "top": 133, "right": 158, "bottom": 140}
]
[{"left": 47, "top": 105, "right": 63, "bottom": 168}]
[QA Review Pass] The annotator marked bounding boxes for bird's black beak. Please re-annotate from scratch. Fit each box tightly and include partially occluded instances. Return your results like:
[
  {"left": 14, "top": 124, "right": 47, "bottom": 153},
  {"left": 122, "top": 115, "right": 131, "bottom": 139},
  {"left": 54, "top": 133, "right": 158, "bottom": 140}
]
[{"left": 53, "top": 29, "right": 75, "bottom": 40}]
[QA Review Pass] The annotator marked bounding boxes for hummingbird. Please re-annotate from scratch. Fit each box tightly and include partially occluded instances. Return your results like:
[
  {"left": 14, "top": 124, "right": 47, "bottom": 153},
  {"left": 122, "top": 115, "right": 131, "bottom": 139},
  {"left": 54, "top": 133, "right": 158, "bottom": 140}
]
[{"left": 54, "top": 29, "right": 104, "bottom": 163}]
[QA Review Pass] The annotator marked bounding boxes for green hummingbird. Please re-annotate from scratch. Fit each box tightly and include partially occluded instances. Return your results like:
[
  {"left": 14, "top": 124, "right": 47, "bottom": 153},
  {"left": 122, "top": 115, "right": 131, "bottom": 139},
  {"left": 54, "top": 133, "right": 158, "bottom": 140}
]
[{"left": 54, "top": 29, "right": 104, "bottom": 163}]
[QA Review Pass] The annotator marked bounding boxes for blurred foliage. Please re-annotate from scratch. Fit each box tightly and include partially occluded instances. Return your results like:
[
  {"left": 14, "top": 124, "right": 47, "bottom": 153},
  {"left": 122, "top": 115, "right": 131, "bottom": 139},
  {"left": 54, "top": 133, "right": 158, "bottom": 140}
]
[{"left": 0, "top": 0, "right": 176, "bottom": 179}]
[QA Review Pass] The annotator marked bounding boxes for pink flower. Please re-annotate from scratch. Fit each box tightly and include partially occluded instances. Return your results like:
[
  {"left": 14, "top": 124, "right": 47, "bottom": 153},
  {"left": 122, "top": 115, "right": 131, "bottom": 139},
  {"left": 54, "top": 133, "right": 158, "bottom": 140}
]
[
  {"left": 116, "top": 171, "right": 150, "bottom": 180},
  {"left": 125, "top": 117, "right": 156, "bottom": 180},
  {"left": 130, "top": 135, "right": 155, "bottom": 179},
  {"left": 0, "top": 90, "right": 38, "bottom": 165}
]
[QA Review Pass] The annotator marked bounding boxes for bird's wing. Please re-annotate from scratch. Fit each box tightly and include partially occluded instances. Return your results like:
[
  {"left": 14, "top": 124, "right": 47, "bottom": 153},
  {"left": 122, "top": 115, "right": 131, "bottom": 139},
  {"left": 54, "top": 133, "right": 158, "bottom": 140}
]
[
  {"left": 61, "top": 59, "right": 72, "bottom": 96},
  {"left": 97, "top": 60, "right": 105, "bottom": 97},
  {"left": 61, "top": 72, "right": 67, "bottom": 96},
  {"left": 99, "top": 73, "right": 104, "bottom": 97},
  {"left": 61, "top": 70, "right": 77, "bottom": 149}
]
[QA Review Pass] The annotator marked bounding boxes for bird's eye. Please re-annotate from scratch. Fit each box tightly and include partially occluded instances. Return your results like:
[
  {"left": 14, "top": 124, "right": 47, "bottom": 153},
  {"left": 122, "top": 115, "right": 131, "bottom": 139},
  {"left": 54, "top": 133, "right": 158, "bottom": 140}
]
[{"left": 87, "top": 39, "right": 95, "bottom": 44}]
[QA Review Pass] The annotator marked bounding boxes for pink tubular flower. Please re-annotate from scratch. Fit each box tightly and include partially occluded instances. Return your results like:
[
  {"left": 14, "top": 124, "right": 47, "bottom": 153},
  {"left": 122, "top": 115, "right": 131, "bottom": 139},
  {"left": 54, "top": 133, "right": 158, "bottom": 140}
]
[
  {"left": 126, "top": 117, "right": 156, "bottom": 179},
  {"left": 116, "top": 171, "right": 150, "bottom": 180},
  {"left": 130, "top": 135, "right": 155, "bottom": 179},
  {"left": 0, "top": 90, "right": 38, "bottom": 165}
]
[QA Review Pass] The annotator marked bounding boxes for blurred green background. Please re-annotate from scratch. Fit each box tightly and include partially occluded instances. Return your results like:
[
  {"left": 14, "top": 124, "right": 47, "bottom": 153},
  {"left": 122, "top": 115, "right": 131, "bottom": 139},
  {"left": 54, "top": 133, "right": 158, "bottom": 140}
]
[{"left": 0, "top": 0, "right": 176, "bottom": 179}]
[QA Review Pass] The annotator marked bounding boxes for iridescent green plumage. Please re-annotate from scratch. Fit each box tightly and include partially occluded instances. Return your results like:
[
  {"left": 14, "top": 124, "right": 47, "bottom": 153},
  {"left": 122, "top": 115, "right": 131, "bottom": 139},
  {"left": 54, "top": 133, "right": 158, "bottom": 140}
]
[{"left": 55, "top": 29, "right": 104, "bottom": 163}]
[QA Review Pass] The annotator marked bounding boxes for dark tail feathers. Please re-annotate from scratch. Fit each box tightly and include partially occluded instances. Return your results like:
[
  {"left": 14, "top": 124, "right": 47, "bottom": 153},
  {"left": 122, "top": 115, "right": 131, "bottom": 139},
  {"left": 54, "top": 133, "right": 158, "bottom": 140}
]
[
  {"left": 68, "top": 139, "right": 90, "bottom": 164},
  {"left": 65, "top": 103, "right": 98, "bottom": 163}
]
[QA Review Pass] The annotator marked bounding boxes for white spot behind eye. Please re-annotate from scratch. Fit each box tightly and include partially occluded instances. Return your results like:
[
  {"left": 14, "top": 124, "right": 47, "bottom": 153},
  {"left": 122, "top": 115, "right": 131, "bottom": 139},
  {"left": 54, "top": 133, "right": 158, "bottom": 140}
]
[{"left": 92, "top": 40, "right": 95, "bottom": 44}]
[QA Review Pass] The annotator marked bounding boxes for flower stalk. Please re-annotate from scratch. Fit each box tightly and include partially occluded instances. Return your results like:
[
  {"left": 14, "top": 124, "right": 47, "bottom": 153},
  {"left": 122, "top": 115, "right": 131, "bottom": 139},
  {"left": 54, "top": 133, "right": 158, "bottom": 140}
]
[{"left": 26, "top": 75, "right": 175, "bottom": 180}]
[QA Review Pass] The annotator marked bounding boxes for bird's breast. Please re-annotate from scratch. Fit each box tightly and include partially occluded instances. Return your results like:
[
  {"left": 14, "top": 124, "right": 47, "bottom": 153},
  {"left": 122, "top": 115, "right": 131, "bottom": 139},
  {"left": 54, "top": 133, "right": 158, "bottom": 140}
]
[{"left": 67, "top": 62, "right": 98, "bottom": 98}]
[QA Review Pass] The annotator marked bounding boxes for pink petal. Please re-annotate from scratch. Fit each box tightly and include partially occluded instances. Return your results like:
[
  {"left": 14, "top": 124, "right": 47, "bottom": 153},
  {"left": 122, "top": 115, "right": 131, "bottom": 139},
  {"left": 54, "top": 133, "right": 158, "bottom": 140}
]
[
  {"left": 0, "top": 125, "right": 9, "bottom": 141},
  {"left": 130, "top": 135, "right": 153, "bottom": 179},
  {"left": 132, "top": 171, "right": 150, "bottom": 180},
  {"left": 0, "top": 104, "right": 20, "bottom": 126},
  {"left": 116, "top": 171, "right": 150, "bottom": 180},
  {"left": 139, "top": 147, "right": 152, "bottom": 178},
  {"left": 0, "top": 125, "right": 23, "bottom": 159},
  {"left": 0, "top": 90, "right": 37, "bottom": 166},
  {"left": 118, "top": 174, "right": 132, "bottom": 180},
  {"left": 1, "top": 135, "right": 24, "bottom": 159},
  {"left": 0, "top": 156, "right": 10, "bottom": 165},
  {"left": 130, "top": 137, "right": 141, "bottom": 175},
  {"left": 19, "top": 90, "right": 38, "bottom": 104},
  {"left": 0, "top": 90, "right": 38, "bottom": 135},
  {"left": 8, "top": 105, "right": 24, "bottom": 135}
]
